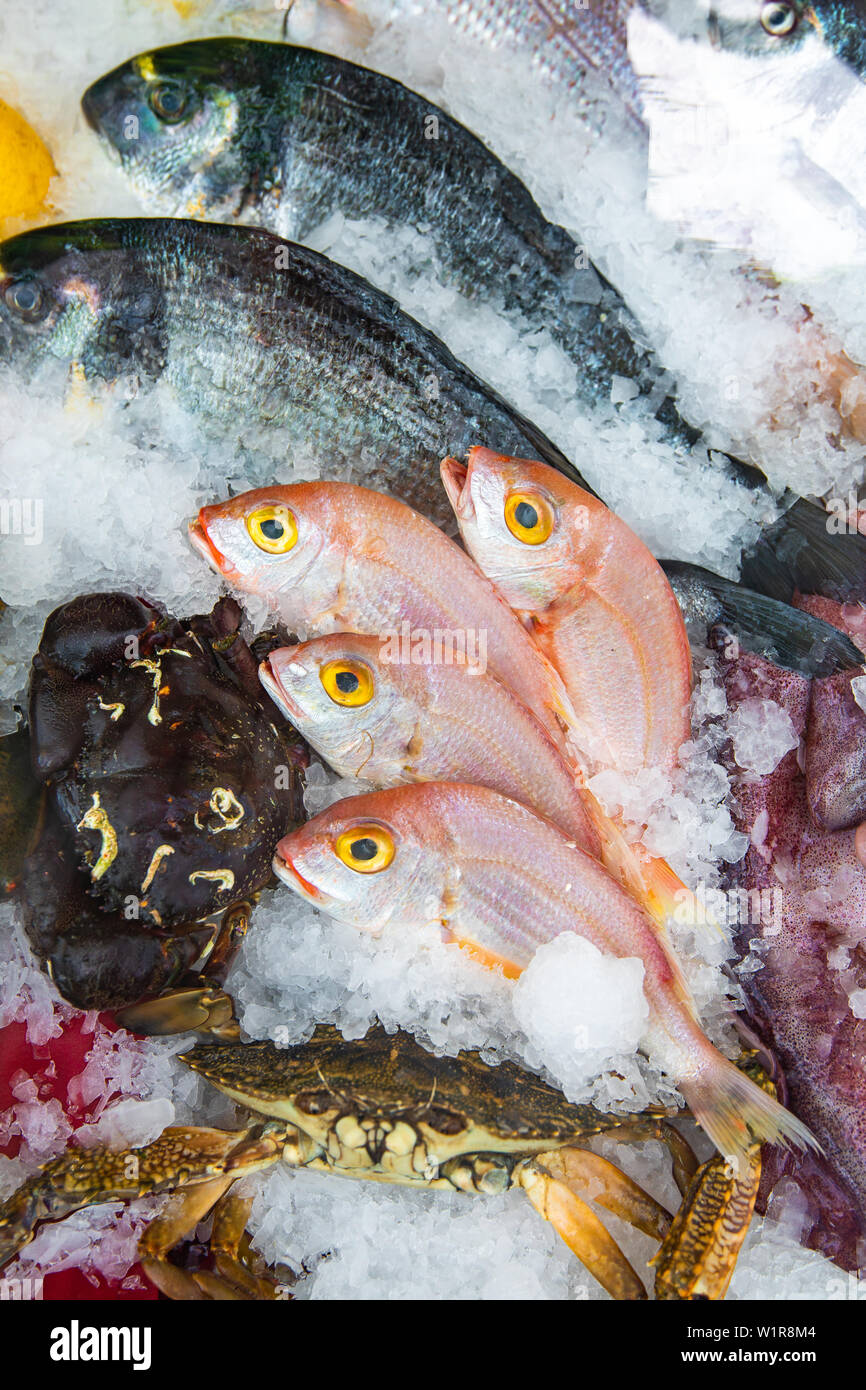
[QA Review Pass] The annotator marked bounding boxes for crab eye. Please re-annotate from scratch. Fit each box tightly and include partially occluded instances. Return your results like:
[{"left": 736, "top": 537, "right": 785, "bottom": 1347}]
[
  {"left": 760, "top": 1, "right": 797, "bottom": 35},
  {"left": 149, "top": 81, "right": 191, "bottom": 123},
  {"left": 504, "top": 491, "right": 554, "bottom": 545},
  {"left": 320, "top": 659, "right": 374, "bottom": 707},
  {"left": 4, "top": 278, "right": 47, "bottom": 323},
  {"left": 246, "top": 504, "right": 298, "bottom": 554},
  {"left": 334, "top": 824, "right": 395, "bottom": 874}
]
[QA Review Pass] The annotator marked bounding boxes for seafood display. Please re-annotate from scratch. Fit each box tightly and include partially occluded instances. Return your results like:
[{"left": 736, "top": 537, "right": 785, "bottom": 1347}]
[
  {"left": 80, "top": 37, "right": 864, "bottom": 493},
  {"left": 273, "top": 781, "right": 812, "bottom": 1167},
  {"left": 1, "top": 0, "right": 865, "bottom": 1310},
  {"left": 190, "top": 480, "right": 576, "bottom": 746},
  {"left": 79, "top": 38, "right": 747, "bottom": 469}
]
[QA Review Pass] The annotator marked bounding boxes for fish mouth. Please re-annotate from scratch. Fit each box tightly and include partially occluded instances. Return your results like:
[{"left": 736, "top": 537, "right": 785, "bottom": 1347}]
[
  {"left": 440, "top": 456, "right": 474, "bottom": 523},
  {"left": 188, "top": 514, "right": 229, "bottom": 574},
  {"left": 80, "top": 86, "right": 105, "bottom": 136},
  {"left": 272, "top": 850, "right": 328, "bottom": 905},
  {"left": 259, "top": 657, "right": 303, "bottom": 721}
]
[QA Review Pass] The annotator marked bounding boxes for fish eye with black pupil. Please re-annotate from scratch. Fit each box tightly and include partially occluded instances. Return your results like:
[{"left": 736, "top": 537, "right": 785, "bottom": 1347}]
[
  {"left": 246, "top": 503, "right": 298, "bottom": 554},
  {"left": 149, "top": 82, "right": 190, "bottom": 123},
  {"left": 334, "top": 823, "right": 395, "bottom": 872},
  {"left": 319, "top": 658, "right": 374, "bottom": 707},
  {"left": 4, "top": 279, "right": 46, "bottom": 322},
  {"left": 504, "top": 490, "right": 555, "bottom": 545},
  {"left": 760, "top": 1, "right": 797, "bottom": 35}
]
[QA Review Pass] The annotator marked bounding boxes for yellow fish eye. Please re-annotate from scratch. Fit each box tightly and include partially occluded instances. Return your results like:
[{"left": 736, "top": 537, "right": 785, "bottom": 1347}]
[
  {"left": 334, "top": 824, "right": 395, "bottom": 874},
  {"left": 320, "top": 658, "right": 374, "bottom": 707},
  {"left": 246, "top": 504, "right": 298, "bottom": 554},
  {"left": 504, "top": 491, "right": 554, "bottom": 545}
]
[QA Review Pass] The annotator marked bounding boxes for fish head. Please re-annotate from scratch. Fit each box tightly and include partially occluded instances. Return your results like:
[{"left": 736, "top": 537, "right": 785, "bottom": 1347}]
[
  {"left": 82, "top": 40, "right": 262, "bottom": 217},
  {"left": 441, "top": 447, "right": 599, "bottom": 612},
  {"left": 644, "top": 0, "right": 864, "bottom": 68},
  {"left": 0, "top": 220, "right": 157, "bottom": 385},
  {"left": 273, "top": 786, "right": 443, "bottom": 932},
  {"left": 189, "top": 483, "right": 332, "bottom": 611},
  {"left": 260, "top": 631, "right": 408, "bottom": 763}
]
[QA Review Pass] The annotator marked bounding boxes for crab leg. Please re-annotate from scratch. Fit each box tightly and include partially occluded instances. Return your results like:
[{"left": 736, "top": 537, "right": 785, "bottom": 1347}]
[
  {"left": 542, "top": 1148, "right": 673, "bottom": 1241},
  {"left": 139, "top": 1176, "right": 240, "bottom": 1300},
  {"left": 0, "top": 1124, "right": 286, "bottom": 1271},
  {"left": 652, "top": 1145, "right": 762, "bottom": 1300},
  {"left": 606, "top": 1118, "right": 700, "bottom": 1197},
  {"left": 518, "top": 1160, "right": 647, "bottom": 1300},
  {"left": 189, "top": 1191, "right": 298, "bottom": 1301}
]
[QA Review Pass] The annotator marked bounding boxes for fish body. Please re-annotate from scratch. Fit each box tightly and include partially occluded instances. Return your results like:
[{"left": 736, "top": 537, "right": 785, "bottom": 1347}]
[
  {"left": 442, "top": 447, "right": 692, "bottom": 775},
  {"left": 0, "top": 218, "right": 581, "bottom": 528},
  {"left": 260, "top": 631, "right": 601, "bottom": 853},
  {"left": 190, "top": 480, "right": 576, "bottom": 748},
  {"left": 81, "top": 39, "right": 746, "bottom": 462},
  {"left": 273, "top": 780, "right": 815, "bottom": 1166}
]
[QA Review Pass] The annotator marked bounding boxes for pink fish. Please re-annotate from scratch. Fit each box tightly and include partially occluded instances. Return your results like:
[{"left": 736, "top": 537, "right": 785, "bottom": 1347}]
[
  {"left": 260, "top": 631, "right": 600, "bottom": 854},
  {"left": 189, "top": 481, "right": 577, "bottom": 752},
  {"left": 441, "top": 447, "right": 693, "bottom": 776},
  {"left": 273, "top": 781, "right": 816, "bottom": 1169}
]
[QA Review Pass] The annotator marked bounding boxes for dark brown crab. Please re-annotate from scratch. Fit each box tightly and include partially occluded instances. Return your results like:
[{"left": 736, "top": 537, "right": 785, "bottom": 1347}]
[
  {"left": 0, "top": 1026, "right": 767, "bottom": 1301},
  {"left": 9, "top": 591, "right": 307, "bottom": 1024}
]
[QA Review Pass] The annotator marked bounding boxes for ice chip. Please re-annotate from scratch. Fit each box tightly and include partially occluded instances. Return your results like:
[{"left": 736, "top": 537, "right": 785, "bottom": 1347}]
[{"left": 727, "top": 697, "right": 800, "bottom": 776}]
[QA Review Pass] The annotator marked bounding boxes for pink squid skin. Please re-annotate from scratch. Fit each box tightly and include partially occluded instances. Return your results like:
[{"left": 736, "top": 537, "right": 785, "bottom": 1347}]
[
  {"left": 804, "top": 669, "right": 866, "bottom": 832},
  {"left": 722, "top": 643, "right": 866, "bottom": 1269}
]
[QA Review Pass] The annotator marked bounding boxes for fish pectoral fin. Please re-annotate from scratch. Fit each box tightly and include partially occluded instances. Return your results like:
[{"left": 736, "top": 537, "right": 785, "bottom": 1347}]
[
  {"left": 445, "top": 928, "right": 523, "bottom": 980},
  {"left": 518, "top": 1160, "right": 647, "bottom": 1300},
  {"left": 637, "top": 850, "right": 726, "bottom": 944}
]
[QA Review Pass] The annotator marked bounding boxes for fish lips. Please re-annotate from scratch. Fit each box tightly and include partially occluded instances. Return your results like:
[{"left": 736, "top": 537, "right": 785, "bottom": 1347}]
[
  {"left": 259, "top": 656, "right": 304, "bottom": 723},
  {"left": 440, "top": 456, "right": 474, "bottom": 523},
  {"left": 272, "top": 847, "right": 330, "bottom": 907},
  {"left": 187, "top": 514, "right": 235, "bottom": 579}
]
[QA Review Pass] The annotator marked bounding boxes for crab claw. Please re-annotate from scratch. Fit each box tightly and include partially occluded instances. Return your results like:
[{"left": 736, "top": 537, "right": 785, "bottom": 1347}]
[
  {"left": 0, "top": 1125, "right": 283, "bottom": 1275},
  {"left": 652, "top": 1145, "right": 762, "bottom": 1300},
  {"left": 116, "top": 985, "right": 239, "bottom": 1038},
  {"left": 518, "top": 1160, "right": 648, "bottom": 1300}
]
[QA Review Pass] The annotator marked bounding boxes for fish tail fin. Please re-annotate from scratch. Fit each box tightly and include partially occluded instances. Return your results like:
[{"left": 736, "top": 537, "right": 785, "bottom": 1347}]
[
  {"left": 680, "top": 1054, "right": 819, "bottom": 1172},
  {"left": 739, "top": 498, "right": 866, "bottom": 606}
]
